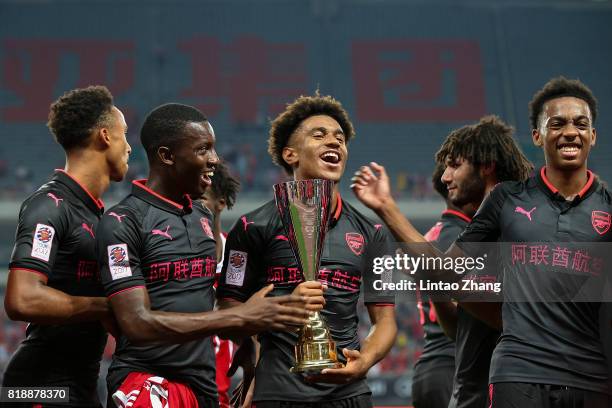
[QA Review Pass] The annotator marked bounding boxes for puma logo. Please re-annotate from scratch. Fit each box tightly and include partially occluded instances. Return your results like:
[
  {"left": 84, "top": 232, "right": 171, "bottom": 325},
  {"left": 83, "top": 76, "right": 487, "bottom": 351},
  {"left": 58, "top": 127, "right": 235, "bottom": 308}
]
[
  {"left": 515, "top": 206, "right": 536, "bottom": 221},
  {"left": 151, "top": 225, "right": 172, "bottom": 240},
  {"left": 108, "top": 212, "right": 126, "bottom": 223},
  {"left": 47, "top": 193, "right": 63, "bottom": 207},
  {"left": 81, "top": 223, "right": 95, "bottom": 238},
  {"left": 241, "top": 216, "right": 254, "bottom": 231}
]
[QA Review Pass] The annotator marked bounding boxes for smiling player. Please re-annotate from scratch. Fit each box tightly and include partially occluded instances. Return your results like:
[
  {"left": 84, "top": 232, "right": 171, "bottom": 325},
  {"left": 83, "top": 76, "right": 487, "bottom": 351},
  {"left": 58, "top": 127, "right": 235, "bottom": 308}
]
[
  {"left": 218, "top": 94, "right": 397, "bottom": 408},
  {"left": 96, "top": 103, "right": 310, "bottom": 407}
]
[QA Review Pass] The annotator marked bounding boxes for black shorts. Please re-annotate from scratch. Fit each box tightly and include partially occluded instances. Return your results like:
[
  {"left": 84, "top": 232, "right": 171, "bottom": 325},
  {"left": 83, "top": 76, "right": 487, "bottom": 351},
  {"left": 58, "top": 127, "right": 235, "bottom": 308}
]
[
  {"left": 253, "top": 393, "right": 372, "bottom": 408},
  {"left": 489, "top": 382, "right": 610, "bottom": 408},
  {"left": 412, "top": 358, "right": 454, "bottom": 408}
]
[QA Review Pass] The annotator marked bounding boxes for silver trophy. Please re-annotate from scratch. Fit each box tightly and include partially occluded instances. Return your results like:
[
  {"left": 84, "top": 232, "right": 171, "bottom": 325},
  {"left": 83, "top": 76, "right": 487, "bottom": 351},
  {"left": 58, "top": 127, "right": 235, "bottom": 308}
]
[{"left": 273, "top": 179, "right": 343, "bottom": 373}]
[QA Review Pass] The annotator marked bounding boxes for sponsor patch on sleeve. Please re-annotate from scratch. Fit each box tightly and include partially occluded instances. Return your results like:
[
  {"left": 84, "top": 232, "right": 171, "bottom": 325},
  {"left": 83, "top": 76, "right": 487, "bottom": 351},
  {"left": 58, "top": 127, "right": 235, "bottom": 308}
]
[
  {"left": 31, "top": 223, "right": 55, "bottom": 262},
  {"left": 226, "top": 250, "right": 247, "bottom": 286},
  {"left": 107, "top": 243, "right": 132, "bottom": 280}
]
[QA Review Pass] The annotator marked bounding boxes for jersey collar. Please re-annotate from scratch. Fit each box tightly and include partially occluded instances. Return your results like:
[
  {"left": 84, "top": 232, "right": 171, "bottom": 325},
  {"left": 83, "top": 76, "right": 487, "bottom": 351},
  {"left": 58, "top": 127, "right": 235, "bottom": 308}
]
[
  {"left": 329, "top": 193, "right": 344, "bottom": 228},
  {"left": 53, "top": 169, "right": 105, "bottom": 214},
  {"left": 132, "top": 179, "right": 193, "bottom": 215},
  {"left": 537, "top": 166, "right": 598, "bottom": 202},
  {"left": 442, "top": 209, "right": 472, "bottom": 223}
]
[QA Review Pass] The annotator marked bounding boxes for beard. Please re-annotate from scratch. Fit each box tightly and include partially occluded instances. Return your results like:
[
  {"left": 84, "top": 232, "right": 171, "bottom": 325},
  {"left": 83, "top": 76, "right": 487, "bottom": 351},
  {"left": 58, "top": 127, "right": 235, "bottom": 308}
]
[{"left": 450, "top": 167, "right": 486, "bottom": 208}]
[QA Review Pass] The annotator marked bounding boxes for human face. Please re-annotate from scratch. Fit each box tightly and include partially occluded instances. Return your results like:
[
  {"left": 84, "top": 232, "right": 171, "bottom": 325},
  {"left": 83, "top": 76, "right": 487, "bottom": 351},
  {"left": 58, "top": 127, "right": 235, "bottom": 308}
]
[
  {"left": 201, "top": 189, "right": 225, "bottom": 214},
  {"left": 106, "top": 106, "right": 131, "bottom": 182},
  {"left": 441, "top": 157, "right": 486, "bottom": 208},
  {"left": 532, "top": 96, "right": 596, "bottom": 172},
  {"left": 283, "top": 115, "right": 348, "bottom": 182},
  {"left": 172, "top": 121, "right": 219, "bottom": 198}
]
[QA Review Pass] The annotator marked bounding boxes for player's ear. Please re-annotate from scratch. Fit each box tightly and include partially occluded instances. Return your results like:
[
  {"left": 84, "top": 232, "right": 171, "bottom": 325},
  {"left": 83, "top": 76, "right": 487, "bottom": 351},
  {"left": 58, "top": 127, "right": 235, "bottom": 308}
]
[
  {"left": 282, "top": 146, "right": 298, "bottom": 167},
  {"left": 532, "top": 128, "right": 543, "bottom": 147},
  {"left": 95, "top": 126, "right": 111, "bottom": 149},
  {"left": 157, "top": 146, "right": 175, "bottom": 166},
  {"left": 590, "top": 128, "right": 597, "bottom": 147}
]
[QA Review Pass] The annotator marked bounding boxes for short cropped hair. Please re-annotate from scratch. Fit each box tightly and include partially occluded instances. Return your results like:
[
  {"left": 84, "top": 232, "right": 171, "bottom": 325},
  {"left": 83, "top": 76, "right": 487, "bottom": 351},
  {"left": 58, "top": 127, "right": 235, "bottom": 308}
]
[
  {"left": 47, "top": 85, "right": 114, "bottom": 150},
  {"left": 529, "top": 76, "right": 598, "bottom": 130},
  {"left": 436, "top": 115, "right": 533, "bottom": 183},
  {"left": 268, "top": 95, "right": 355, "bottom": 174},
  {"left": 140, "top": 103, "right": 208, "bottom": 159}
]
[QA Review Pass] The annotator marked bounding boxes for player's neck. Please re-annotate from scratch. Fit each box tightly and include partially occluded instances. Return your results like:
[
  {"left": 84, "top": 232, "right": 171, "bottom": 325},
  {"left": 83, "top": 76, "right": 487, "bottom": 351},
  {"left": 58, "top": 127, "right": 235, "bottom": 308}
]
[
  {"left": 146, "top": 173, "right": 185, "bottom": 204},
  {"left": 63, "top": 153, "right": 109, "bottom": 200},
  {"left": 544, "top": 165, "right": 589, "bottom": 200},
  {"left": 455, "top": 202, "right": 476, "bottom": 219}
]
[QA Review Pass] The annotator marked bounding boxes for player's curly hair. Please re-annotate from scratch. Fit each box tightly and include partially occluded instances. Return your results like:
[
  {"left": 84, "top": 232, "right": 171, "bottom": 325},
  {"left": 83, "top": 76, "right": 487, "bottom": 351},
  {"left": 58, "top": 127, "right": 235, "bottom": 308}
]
[
  {"left": 209, "top": 161, "right": 240, "bottom": 210},
  {"left": 529, "top": 76, "right": 597, "bottom": 130},
  {"left": 140, "top": 103, "right": 208, "bottom": 159},
  {"left": 435, "top": 115, "right": 533, "bottom": 183},
  {"left": 47, "top": 85, "right": 114, "bottom": 150},
  {"left": 268, "top": 94, "right": 355, "bottom": 174}
]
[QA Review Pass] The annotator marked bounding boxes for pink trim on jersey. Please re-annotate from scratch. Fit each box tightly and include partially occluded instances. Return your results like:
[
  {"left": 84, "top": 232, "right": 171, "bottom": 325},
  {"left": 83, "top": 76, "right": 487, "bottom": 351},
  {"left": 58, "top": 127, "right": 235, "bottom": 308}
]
[
  {"left": 55, "top": 169, "right": 104, "bottom": 209},
  {"left": 424, "top": 222, "right": 443, "bottom": 242},
  {"left": 443, "top": 209, "right": 472, "bottom": 223},
  {"left": 108, "top": 285, "right": 146, "bottom": 298},
  {"left": 132, "top": 179, "right": 185, "bottom": 210},
  {"left": 333, "top": 193, "right": 343, "bottom": 221},
  {"left": 10, "top": 268, "right": 48, "bottom": 282},
  {"left": 218, "top": 297, "right": 243, "bottom": 303},
  {"left": 540, "top": 167, "right": 594, "bottom": 198}
]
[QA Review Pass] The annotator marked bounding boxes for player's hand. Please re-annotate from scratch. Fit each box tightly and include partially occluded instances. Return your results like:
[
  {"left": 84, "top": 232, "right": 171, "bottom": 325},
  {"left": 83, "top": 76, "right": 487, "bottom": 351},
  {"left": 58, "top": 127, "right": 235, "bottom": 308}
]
[
  {"left": 228, "top": 338, "right": 256, "bottom": 408},
  {"left": 350, "top": 162, "right": 394, "bottom": 212},
  {"left": 240, "top": 284, "right": 309, "bottom": 334},
  {"left": 230, "top": 377, "right": 255, "bottom": 408},
  {"left": 305, "top": 348, "right": 368, "bottom": 384},
  {"left": 290, "top": 281, "right": 326, "bottom": 312}
]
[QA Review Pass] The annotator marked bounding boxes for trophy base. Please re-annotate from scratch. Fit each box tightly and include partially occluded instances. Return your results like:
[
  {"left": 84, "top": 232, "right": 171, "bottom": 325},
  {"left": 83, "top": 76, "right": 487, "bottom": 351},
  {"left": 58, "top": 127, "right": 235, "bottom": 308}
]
[{"left": 290, "top": 360, "right": 344, "bottom": 374}]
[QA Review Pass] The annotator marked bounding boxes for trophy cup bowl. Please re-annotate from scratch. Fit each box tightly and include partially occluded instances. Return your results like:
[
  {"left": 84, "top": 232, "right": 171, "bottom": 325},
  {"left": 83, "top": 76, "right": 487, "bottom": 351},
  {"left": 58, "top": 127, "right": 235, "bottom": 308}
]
[{"left": 273, "top": 179, "right": 343, "bottom": 374}]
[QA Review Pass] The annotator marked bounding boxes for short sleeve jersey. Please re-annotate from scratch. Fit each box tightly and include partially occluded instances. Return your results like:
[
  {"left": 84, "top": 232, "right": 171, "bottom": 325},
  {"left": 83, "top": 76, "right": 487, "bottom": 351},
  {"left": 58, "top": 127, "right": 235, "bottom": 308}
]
[
  {"left": 217, "top": 195, "right": 395, "bottom": 402},
  {"left": 417, "top": 210, "right": 469, "bottom": 363},
  {"left": 4, "top": 170, "right": 107, "bottom": 406},
  {"left": 97, "top": 180, "right": 218, "bottom": 404},
  {"left": 457, "top": 168, "right": 611, "bottom": 393}
]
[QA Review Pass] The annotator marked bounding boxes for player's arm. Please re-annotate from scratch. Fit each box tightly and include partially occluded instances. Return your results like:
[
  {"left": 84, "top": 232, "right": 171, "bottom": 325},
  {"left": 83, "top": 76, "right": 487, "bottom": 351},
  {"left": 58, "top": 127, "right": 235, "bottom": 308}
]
[
  {"left": 352, "top": 163, "right": 504, "bottom": 327},
  {"left": 109, "top": 284, "right": 308, "bottom": 345},
  {"left": 360, "top": 304, "right": 397, "bottom": 369},
  {"left": 459, "top": 301, "right": 502, "bottom": 330},
  {"left": 100, "top": 210, "right": 308, "bottom": 346},
  {"left": 5, "top": 270, "right": 109, "bottom": 323},
  {"left": 5, "top": 194, "right": 110, "bottom": 323},
  {"left": 308, "top": 305, "right": 397, "bottom": 384},
  {"left": 431, "top": 301, "right": 458, "bottom": 340},
  {"left": 216, "top": 215, "right": 325, "bottom": 335}
]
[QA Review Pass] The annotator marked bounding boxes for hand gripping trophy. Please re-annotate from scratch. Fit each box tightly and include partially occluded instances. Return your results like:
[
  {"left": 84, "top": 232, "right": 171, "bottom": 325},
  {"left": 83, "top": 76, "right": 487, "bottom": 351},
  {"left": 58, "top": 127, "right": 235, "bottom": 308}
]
[{"left": 273, "top": 179, "right": 344, "bottom": 373}]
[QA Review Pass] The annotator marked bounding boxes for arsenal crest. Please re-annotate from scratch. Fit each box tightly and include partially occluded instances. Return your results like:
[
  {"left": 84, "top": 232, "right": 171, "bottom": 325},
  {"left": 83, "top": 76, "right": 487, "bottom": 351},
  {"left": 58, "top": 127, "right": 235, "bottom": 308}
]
[
  {"left": 346, "top": 233, "right": 365, "bottom": 256},
  {"left": 592, "top": 211, "right": 611, "bottom": 235},
  {"left": 200, "top": 217, "right": 214, "bottom": 238}
]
